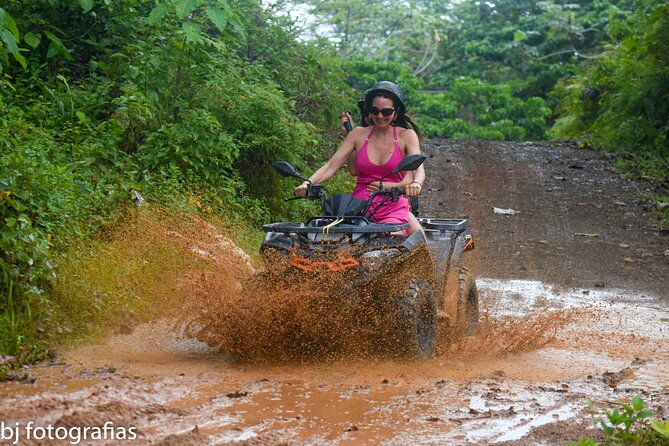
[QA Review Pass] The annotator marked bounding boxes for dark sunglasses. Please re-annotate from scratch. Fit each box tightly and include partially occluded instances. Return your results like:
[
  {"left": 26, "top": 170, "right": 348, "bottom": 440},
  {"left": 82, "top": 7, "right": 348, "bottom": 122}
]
[{"left": 369, "top": 106, "right": 396, "bottom": 117}]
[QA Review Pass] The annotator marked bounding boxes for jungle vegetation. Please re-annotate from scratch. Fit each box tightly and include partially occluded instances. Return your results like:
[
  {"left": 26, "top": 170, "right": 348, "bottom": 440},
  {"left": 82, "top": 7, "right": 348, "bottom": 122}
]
[{"left": 0, "top": 0, "right": 667, "bottom": 361}]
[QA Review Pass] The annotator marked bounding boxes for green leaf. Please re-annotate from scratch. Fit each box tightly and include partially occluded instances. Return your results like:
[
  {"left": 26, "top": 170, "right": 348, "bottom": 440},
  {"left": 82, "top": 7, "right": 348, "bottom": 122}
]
[
  {"left": 147, "top": 4, "right": 170, "bottom": 24},
  {"left": 79, "top": 0, "right": 94, "bottom": 13},
  {"left": 24, "top": 32, "right": 41, "bottom": 48},
  {"left": 600, "top": 423, "right": 614, "bottom": 436},
  {"left": 76, "top": 111, "right": 90, "bottom": 124},
  {"left": 13, "top": 189, "right": 30, "bottom": 200},
  {"left": 651, "top": 420, "right": 669, "bottom": 438},
  {"left": 217, "top": 0, "right": 233, "bottom": 15},
  {"left": 0, "top": 29, "right": 26, "bottom": 68},
  {"left": 182, "top": 22, "right": 202, "bottom": 43},
  {"left": 13, "top": 201, "right": 28, "bottom": 212},
  {"left": 43, "top": 30, "right": 64, "bottom": 47},
  {"left": 0, "top": 30, "right": 19, "bottom": 53},
  {"left": 636, "top": 410, "right": 656, "bottom": 419},
  {"left": 228, "top": 15, "right": 246, "bottom": 41},
  {"left": 11, "top": 51, "right": 25, "bottom": 68},
  {"left": 173, "top": 0, "right": 199, "bottom": 19},
  {"left": 621, "top": 403, "right": 633, "bottom": 415},
  {"left": 205, "top": 7, "right": 228, "bottom": 33},
  {"left": 631, "top": 396, "right": 644, "bottom": 411},
  {"left": 46, "top": 45, "right": 58, "bottom": 59},
  {"left": 5, "top": 217, "right": 16, "bottom": 228},
  {"left": 43, "top": 29, "right": 72, "bottom": 60},
  {"left": 0, "top": 9, "right": 19, "bottom": 40},
  {"left": 514, "top": 30, "right": 527, "bottom": 42}
]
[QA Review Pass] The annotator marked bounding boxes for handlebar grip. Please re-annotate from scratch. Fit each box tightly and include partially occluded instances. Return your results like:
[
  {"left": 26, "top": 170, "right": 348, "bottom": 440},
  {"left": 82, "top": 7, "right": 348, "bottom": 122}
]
[
  {"left": 377, "top": 186, "right": 404, "bottom": 194},
  {"left": 289, "top": 182, "right": 324, "bottom": 201}
]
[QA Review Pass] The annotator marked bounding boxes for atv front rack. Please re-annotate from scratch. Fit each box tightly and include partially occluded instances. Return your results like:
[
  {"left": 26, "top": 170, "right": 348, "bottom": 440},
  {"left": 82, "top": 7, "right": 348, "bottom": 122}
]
[{"left": 263, "top": 217, "right": 409, "bottom": 234}]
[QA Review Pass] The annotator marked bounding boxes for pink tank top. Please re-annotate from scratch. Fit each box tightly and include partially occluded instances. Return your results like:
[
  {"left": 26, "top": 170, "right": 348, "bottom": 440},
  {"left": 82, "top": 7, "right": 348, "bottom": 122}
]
[{"left": 352, "top": 126, "right": 410, "bottom": 224}]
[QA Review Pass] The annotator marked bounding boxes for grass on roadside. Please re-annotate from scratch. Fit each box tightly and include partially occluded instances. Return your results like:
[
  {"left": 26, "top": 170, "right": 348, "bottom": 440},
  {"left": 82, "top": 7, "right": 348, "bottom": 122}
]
[{"left": 568, "top": 396, "right": 669, "bottom": 446}]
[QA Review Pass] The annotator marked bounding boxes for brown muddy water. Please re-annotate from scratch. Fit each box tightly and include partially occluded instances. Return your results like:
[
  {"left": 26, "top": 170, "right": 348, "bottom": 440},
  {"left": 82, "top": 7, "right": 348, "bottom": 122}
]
[{"left": 1, "top": 280, "right": 668, "bottom": 445}]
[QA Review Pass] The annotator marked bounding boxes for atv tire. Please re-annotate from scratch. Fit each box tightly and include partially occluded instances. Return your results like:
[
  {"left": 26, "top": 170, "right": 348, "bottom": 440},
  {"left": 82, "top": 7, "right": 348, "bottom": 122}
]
[
  {"left": 455, "top": 267, "right": 479, "bottom": 335},
  {"left": 396, "top": 277, "right": 437, "bottom": 359}
]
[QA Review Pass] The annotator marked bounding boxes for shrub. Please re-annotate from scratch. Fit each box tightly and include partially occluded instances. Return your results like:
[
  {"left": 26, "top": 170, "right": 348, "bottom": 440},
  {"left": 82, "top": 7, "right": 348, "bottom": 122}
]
[{"left": 550, "top": 1, "right": 669, "bottom": 164}]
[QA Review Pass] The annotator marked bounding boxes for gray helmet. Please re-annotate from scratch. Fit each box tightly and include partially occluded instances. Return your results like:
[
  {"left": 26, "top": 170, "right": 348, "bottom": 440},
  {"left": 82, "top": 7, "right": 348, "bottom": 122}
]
[{"left": 365, "top": 81, "right": 406, "bottom": 114}]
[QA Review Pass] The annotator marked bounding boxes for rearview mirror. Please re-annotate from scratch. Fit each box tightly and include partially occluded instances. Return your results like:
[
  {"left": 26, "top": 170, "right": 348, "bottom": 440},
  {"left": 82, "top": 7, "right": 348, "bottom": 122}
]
[
  {"left": 377, "top": 153, "right": 427, "bottom": 187},
  {"left": 273, "top": 161, "right": 301, "bottom": 178},
  {"left": 392, "top": 153, "right": 427, "bottom": 174}
]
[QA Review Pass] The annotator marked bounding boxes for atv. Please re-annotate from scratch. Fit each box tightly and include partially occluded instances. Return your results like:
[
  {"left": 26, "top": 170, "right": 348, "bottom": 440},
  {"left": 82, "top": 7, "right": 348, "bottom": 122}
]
[{"left": 241, "top": 154, "right": 478, "bottom": 359}]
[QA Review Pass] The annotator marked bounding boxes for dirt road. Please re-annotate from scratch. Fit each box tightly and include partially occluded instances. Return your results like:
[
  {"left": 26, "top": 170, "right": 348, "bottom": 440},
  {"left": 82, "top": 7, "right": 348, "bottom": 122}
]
[
  {"left": 1, "top": 140, "right": 667, "bottom": 445},
  {"left": 421, "top": 139, "right": 668, "bottom": 298}
]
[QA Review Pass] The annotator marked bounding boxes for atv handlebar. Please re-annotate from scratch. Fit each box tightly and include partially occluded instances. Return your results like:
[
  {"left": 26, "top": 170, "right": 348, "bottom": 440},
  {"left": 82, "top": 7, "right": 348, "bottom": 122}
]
[
  {"left": 276, "top": 154, "right": 427, "bottom": 218},
  {"left": 369, "top": 186, "right": 405, "bottom": 201},
  {"left": 363, "top": 186, "right": 407, "bottom": 220}
]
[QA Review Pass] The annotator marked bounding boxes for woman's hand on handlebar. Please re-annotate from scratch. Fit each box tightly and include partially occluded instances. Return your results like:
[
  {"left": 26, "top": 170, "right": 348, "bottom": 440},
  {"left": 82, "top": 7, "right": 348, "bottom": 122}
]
[
  {"left": 404, "top": 181, "right": 423, "bottom": 197},
  {"left": 294, "top": 181, "right": 309, "bottom": 197}
]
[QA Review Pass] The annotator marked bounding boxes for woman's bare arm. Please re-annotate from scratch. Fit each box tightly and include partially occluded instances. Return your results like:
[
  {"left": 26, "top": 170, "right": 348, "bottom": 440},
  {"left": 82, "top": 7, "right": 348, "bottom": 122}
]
[{"left": 294, "top": 128, "right": 363, "bottom": 196}]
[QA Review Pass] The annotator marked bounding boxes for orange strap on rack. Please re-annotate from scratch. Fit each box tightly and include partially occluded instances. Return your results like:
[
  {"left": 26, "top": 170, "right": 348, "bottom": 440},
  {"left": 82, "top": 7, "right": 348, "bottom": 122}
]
[{"left": 290, "top": 256, "right": 358, "bottom": 272}]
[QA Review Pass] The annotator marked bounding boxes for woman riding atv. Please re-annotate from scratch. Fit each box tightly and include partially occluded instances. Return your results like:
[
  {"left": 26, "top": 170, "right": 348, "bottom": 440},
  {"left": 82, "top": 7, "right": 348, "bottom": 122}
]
[
  {"left": 294, "top": 81, "right": 425, "bottom": 234},
  {"left": 341, "top": 87, "right": 423, "bottom": 218}
]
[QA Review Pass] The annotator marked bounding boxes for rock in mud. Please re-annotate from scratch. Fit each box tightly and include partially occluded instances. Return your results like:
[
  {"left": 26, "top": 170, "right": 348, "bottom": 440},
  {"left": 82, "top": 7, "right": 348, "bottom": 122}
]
[
  {"left": 602, "top": 368, "right": 634, "bottom": 388},
  {"left": 2, "top": 372, "right": 35, "bottom": 383},
  {"left": 226, "top": 391, "right": 248, "bottom": 398}
]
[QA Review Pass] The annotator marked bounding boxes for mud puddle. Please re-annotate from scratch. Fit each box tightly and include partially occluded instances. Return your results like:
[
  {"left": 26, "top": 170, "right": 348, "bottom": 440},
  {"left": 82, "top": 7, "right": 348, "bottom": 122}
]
[{"left": 1, "top": 280, "right": 668, "bottom": 445}]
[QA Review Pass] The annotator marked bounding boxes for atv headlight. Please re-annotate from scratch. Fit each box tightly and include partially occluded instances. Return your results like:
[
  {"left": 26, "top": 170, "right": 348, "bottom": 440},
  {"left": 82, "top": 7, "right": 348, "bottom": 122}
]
[{"left": 360, "top": 248, "right": 401, "bottom": 272}]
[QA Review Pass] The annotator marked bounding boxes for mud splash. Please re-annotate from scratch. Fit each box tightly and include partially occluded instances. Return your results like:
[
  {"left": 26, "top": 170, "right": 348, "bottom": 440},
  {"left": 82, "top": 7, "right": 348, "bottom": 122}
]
[
  {"left": 5, "top": 212, "right": 669, "bottom": 445},
  {"left": 182, "top": 275, "right": 362, "bottom": 363},
  {"left": 51, "top": 205, "right": 256, "bottom": 344},
  {"left": 79, "top": 210, "right": 582, "bottom": 365},
  {"left": 182, "top": 248, "right": 443, "bottom": 363}
]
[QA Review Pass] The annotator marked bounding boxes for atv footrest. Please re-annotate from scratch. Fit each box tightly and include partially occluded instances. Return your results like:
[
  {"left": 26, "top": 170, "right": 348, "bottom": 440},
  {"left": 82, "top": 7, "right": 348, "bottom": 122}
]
[{"left": 419, "top": 218, "right": 469, "bottom": 233}]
